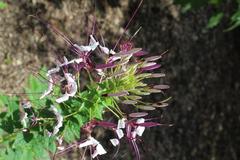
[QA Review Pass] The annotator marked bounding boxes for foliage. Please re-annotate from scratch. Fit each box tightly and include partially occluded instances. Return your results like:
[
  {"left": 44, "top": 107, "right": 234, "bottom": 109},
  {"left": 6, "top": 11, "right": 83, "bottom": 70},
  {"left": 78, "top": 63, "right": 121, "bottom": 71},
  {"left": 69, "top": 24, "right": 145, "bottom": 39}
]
[
  {"left": 174, "top": 0, "right": 240, "bottom": 30},
  {"left": 0, "top": 1, "right": 7, "bottom": 10}
]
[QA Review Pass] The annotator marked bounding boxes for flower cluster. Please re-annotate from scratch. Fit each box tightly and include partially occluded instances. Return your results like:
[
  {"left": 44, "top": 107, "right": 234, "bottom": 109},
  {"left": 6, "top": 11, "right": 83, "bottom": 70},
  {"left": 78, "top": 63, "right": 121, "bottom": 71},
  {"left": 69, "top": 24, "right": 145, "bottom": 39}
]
[
  {"left": 12, "top": 15, "right": 171, "bottom": 159},
  {"left": 34, "top": 27, "right": 170, "bottom": 158}
]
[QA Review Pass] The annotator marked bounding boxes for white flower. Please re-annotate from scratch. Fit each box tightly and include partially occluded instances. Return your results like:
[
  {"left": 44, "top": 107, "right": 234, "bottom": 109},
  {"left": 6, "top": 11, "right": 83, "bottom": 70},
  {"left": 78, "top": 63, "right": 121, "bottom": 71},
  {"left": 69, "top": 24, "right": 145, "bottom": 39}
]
[
  {"left": 110, "top": 138, "right": 119, "bottom": 146},
  {"left": 117, "top": 118, "right": 126, "bottom": 129},
  {"left": 50, "top": 105, "right": 63, "bottom": 136},
  {"left": 56, "top": 73, "right": 77, "bottom": 103},
  {"left": 79, "top": 136, "right": 107, "bottom": 158},
  {"left": 134, "top": 118, "right": 145, "bottom": 137},
  {"left": 89, "top": 35, "right": 99, "bottom": 51},
  {"left": 92, "top": 143, "right": 107, "bottom": 158},
  {"left": 115, "top": 118, "right": 126, "bottom": 139},
  {"left": 73, "top": 35, "right": 99, "bottom": 52},
  {"left": 116, "top": 129, "right": 124, "bottom": 139}
]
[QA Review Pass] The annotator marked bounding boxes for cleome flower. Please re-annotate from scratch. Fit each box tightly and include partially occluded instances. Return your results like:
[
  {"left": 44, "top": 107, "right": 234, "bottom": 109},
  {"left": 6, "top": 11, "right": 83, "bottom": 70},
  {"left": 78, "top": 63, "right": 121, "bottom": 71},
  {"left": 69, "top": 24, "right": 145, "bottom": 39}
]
[
  {"left": 79, "top": 136, "right": 107, "bottom": 158},
  {"left": 31, "top": 5, "right": 171, "bottom": 159},
  {"left": 56, "top": 73, "right": 77, "bottom": 103}
]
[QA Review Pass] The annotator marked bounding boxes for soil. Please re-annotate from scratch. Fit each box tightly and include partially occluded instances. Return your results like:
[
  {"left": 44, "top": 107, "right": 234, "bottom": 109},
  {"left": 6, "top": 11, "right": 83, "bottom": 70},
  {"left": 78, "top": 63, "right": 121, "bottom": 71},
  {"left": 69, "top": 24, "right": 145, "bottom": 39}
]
[{"left": 0, "top": 0, "right": 240, "bottom": 160}]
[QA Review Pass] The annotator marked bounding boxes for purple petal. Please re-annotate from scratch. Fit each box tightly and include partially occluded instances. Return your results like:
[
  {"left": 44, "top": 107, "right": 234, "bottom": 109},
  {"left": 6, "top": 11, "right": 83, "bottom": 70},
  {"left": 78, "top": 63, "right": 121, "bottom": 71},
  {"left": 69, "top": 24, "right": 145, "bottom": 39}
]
[
  {"left": 133, "top": 50, "right": 148, "bottom": 57},
  {"left": 137, "top": 122, "right": 161, "bottom": 127},
  {"left": 95, "top": 63, "right": 116, "bottom": 69},
  {"left": 153, "top": 84, "right": 170, "bottom": 90},
  {"left": 129, "top": 112, "right": 148, "bottom": 118},
  {"left": 140, "top": 64, "right": 161, "bottom": 71},
  {"left": 96, "top": 121, "right": 117, "bottom": 128}
]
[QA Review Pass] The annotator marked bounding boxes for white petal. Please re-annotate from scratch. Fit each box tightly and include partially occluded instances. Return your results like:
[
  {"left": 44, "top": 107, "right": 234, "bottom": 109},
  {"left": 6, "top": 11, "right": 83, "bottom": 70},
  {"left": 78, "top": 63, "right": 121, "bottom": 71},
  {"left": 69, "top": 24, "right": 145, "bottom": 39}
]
[
  {"left": 40, "top": 75, "right": 53, "bottom": 99},
  {"left": 89, "top": 35, "right": 99, "bottom": 50},
  {"left": 96, "top": 69, "right": 105, "bottom": 76},
  {"left": 89, "top": 35, "right": 97, "bottom": 44},
  {"left": 117, "top": 118, "right": 126, "bottom": 129},
  {"left": 110, "top": 49, "right": 116, "bottom": 55},
  {"left": 136, "top": 118, "right": 145, "bottom": 124},
  {"left": 50, "top": 105, "right": 63, "bottom": 135},
  {"left": 47, "top": 67, "right": 60, "bottom": 75},
  {"left": 135, "top": 118, "right": 145, "bottom": 136},
  {"left": 136, "top": 126, "right": 145, "bottom": 136},
  {"left": 110, "top": 56, "right": 121, "bottom": 62},
  {"left": 79, "top": 136, "right": 101, "bottom": 150},
  {"left": 90, "top": 42, "right": 99, "bottom": 51},
  {"left": 96, "top": 144, "right": 107, "bottom": 155},
  {"left": 74, "top": 58, "right": 83, "bottom": 64},
  {"left": 110, "top": 138, "right": 119, "bottom": 146},
  {"left": 99, "top": 45, "right": 109, "bottom": 54},
  {"left": 131, "top": 130, "right": 137, "bottom": 139},
  {"left": 116, "top": 129, "right": 124, "bottom": 139},
  {"left": 57, "top": 137, "right": 63, "bottom": 145},
  {"left": 74, "top": 44, "right": 92, "bottom": 52},
  {"left": 91, "top": 144, "right": 107, "bottom": 158},
  {"left": 56, "top": 93, "right": 69, "bottom": 103},
  {"left": 65, "top": 73, "right": 77, "bottom": 97},
  {"left": 57, "top": 146, "right": 65, "bottom": 151},
  {"left": 63, "top": 56, "right": 69, "bottom": 64},
  {"left": 79, "top": 139, "right": 95, "bottom": 148},
  {"left": 89, "top": 137, "right": 100, "bottom": 146},
  {"left": 67, "top": 58, "right": 83, "bottom": 65},
  {"left": 21, "top": 112, "right": 28, "bottom": 128}
]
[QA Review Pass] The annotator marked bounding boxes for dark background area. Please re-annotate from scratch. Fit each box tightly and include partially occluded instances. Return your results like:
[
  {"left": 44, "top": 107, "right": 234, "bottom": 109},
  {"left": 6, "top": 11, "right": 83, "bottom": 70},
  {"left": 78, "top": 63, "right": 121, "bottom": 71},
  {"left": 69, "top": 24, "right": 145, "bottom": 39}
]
[{"left": 0, "top": 0, "right": 239, "bottom": 160}]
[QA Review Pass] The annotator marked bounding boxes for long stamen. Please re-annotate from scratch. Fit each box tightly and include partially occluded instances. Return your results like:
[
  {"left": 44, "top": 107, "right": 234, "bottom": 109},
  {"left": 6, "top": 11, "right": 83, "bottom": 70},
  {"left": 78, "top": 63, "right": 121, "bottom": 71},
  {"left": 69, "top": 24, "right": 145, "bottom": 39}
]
[{"left": 113, "top": 0, "right": 144, "bottom": 51}]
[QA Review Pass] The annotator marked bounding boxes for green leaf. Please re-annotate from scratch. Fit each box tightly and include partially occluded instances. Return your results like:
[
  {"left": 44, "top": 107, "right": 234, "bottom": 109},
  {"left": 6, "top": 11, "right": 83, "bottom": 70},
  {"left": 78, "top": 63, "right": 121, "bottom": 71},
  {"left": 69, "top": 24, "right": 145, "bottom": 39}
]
[
  {"left": 225, "top": 10, "right": 240, "bottom": 31},
  {"left": 0, "top": 94, "right": 8, "bottom": 107},
  {"left": 207, "top": 12, "right": 224, "bottom": 29},
  {"left": 181, "top": 3, "right": 192, "bottom": 13},
  {"left": 63, "top": 119, "right": 81, "bottom": 143},
  {"left": 0, "top": 95, "right": 18, "bottom": 116},
  {"left": 10, "top": 132, "right": 52, "bottom": 160},
  {"left": 209, "top": 0, "right": 222, "bottom": 5},
  {"left": 25, "top": 68, "right": 52, "bottom": 108},
  {"left": 0, "top": 1, "right": 7, "bottom": 9}
]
